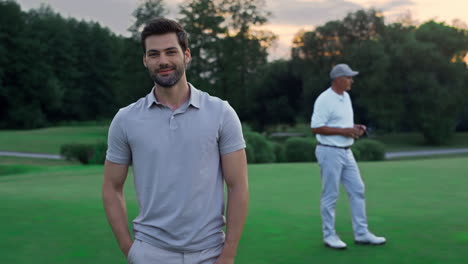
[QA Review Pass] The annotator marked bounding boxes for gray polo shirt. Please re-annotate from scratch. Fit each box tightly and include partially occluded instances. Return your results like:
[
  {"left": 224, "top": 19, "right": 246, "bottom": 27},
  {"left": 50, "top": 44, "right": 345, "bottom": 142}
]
[{"left": 106, "top": 83, "right": 246, "bottom": 252}]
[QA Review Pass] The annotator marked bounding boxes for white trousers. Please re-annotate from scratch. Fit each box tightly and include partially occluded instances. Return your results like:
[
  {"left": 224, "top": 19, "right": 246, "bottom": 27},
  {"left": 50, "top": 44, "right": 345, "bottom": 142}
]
[
  {"left": 315, "top": 145, "right": 369, "bottom": 238},
  {"left": 127, "top": 239, "right": 223, "bottom": 264}
]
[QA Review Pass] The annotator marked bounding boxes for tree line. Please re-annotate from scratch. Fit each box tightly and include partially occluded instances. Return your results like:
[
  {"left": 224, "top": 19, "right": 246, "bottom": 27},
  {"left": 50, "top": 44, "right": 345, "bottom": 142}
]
[{"left": 1, "top": 0, "right": 467, "bottom": 145}]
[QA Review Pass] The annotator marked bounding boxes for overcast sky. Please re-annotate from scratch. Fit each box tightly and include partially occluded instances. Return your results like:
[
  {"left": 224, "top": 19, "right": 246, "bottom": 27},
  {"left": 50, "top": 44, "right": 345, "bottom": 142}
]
[{"left": 15, "top": 0, "right": 468, "bottom": 60}]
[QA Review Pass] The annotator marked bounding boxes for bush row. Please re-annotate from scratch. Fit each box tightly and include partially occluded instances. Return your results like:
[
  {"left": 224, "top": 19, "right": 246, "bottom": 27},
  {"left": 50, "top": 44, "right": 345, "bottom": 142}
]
[
  {"left": 60, "top": 136, "right": 386, "bottom": 165},
  {"left": 351, "top": 139, "right": 386, "bottom": 161},
  {"left": 245, "top": 132, "right": 386, "bottom": 163}
]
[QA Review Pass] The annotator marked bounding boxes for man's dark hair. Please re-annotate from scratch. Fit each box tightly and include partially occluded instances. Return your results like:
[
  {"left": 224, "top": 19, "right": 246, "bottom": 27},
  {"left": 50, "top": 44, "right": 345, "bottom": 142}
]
[{"left": 141, "top": 18, "right": 189, "bottom": 53}]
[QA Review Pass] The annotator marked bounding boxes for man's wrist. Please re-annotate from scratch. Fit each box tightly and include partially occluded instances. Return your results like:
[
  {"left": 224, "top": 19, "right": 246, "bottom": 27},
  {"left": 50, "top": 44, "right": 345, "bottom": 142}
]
[
  {"left": 339, "top": 127, "right": 348, "bottom": 136},
  {"left": 220, "top": 242, "right": 238, "bottom": 258},
  {"left": 217, "top": 253, "right": 235, "bottom": 264},
  {"left": 120, "top": 239, "right": 133, "bottom": 256}
]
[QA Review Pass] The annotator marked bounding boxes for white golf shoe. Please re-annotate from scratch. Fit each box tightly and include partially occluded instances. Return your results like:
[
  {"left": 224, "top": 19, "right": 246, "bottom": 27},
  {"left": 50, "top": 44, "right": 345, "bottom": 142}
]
[
  {"left": 355, "top": 232, "right": 386, "bottom": 245},
  {"left": 324, "top": 235, "right": 347, "bottom": 249}
]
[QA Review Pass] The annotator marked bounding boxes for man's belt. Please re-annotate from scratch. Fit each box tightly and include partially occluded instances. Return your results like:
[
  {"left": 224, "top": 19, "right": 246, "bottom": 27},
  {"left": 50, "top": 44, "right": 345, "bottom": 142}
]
[{"left": 317, "top": 143, "right": 352, "bottom": 150}]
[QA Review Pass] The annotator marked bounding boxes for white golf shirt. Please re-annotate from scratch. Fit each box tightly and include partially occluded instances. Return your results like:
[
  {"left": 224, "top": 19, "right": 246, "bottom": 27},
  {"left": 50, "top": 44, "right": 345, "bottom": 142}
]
[{"left": 310, "top": 87, "right": 354, "bottom": 147}]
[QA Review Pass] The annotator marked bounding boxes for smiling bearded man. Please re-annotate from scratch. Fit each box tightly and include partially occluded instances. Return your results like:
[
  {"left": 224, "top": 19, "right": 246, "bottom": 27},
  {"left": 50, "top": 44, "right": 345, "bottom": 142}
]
[{"left": 103, "top": 18, "right": 249, "bottom": 264}]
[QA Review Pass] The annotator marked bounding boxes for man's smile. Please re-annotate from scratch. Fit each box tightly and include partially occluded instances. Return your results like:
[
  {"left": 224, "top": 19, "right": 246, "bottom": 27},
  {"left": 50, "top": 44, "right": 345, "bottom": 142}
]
[{"left": 158, "top": 69, "right": 174, "bottom": 75}]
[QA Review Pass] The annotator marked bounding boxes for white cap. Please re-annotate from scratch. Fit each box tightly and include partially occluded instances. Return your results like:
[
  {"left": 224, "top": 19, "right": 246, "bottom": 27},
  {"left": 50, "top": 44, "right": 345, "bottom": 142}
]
[{"left": 330, "top": 64, "right": 359, "bottom": 80}]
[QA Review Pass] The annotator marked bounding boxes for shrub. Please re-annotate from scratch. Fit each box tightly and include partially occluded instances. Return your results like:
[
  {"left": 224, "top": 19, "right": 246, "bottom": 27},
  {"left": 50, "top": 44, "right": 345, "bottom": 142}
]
[
  {"left": 242, "top": 123, "right": 253, "bottom": 133},
  {"left": 244, "top": 131, "right": 275, "bottom": 163},
  {"left": 351, "top": 146, "right": 361, "bottom": 161},
  {"left": 351, "top": 139, "right": 385, "bottom": 161},
  {"left": 244, "top": 143, "right": 256, "bottom": 164},
  {"left": 60, "top": 144, "right": 93, "bottom": 164},
  {"left": 60, "top": 142, "right": 107, "bottom": 164},
  {"left": 271, "top": 141, "right": 286, "bottom": 163},
  {"left": 284, "top": 137, "right": 317, "bottom": 162},
  {"left": 88, "top": 142, "right": 107, "bottom": 164}
]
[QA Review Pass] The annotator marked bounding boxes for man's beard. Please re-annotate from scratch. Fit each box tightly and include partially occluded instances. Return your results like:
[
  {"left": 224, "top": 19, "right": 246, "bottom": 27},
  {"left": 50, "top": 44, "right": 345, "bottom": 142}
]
[{"left": 149, "top": 63, "right": 185, "bottom": 88}]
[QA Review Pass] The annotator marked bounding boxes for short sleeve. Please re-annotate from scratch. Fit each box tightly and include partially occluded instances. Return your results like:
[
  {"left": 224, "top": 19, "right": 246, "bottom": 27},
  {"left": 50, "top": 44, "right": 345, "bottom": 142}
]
[
  {"left": 311, "top": 95, "right": 330, "bottom": 128},
  {"left": 106, "top": 110, "right": 132, "bottom": 164},
  {"left": 218, "top": 102, "right": 246, "bottom": 155}
]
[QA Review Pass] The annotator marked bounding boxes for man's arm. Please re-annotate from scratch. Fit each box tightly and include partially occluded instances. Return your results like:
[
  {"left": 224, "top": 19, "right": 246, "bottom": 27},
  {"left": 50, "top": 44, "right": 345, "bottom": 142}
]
[
  {"left": 102, "top": 160, "right": 132, "bottom": 257},
  {"left": 312, "top": 125, "right": 365, "bottom": 139},
  {"left": 216, "top": 149, "right": 249, "bottom": 264}
]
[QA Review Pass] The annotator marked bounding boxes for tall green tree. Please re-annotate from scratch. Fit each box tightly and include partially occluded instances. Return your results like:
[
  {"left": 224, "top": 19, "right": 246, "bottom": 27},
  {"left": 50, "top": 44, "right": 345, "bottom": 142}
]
[
  {"left": 415, "top": 21, "right": 468, "bottom": 62},
  {"left": 248, "top": 60, "right": 303, "bottom": 130},
  {"left": 219, "top": 0, "right": 276, "bottom": 117},
  {"left": 0, "top": 3, "right": 70, "bottom": 128},
  {"left": 0, "top": 0, "right": 28, "bottom": 128},
  {"left": 129, "top": 0, "right": 168, "bottom": 39},
  {"left": 0, "top": 1, "right": 154, "bottom": 128},
  {"left": 178, "top": 0, "right": 227, "bottom": 95},
  {"left": 291, "top": 9, "right": 387, "bottom": 122},
  {"left": 406, "top": 22, "right": 467, "bottom": 144},
  {"left": 25, "top": 5, "right": 80, "bottom": 123},
  {"left": 179, "top": 0, "right": 276, "bottom": 120},
  {"left": 113, "top": 36, "right": 154, "bottom": 107}
]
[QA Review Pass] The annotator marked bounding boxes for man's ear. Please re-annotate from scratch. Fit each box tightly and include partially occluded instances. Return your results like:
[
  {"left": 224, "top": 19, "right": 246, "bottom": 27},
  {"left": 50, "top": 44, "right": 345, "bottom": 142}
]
[
  {"left": 184, "top": 48, "right": 191, "bottom": 65},
  {"left": 143, "top": 54, "right": 147, "bottom": 68}
]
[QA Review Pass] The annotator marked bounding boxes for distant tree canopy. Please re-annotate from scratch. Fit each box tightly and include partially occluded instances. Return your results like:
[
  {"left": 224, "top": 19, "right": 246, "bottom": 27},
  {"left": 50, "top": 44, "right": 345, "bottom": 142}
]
[
  {"left": 1, "top": 1, "right": 467, "bottom": 145},
  {"left": 0, "top": 1, "right": 123, "bottom": 128}
]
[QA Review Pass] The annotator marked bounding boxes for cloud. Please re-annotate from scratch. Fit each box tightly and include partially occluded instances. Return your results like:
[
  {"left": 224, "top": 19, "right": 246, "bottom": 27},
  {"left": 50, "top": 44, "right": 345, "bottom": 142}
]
[
  {"left": 16, "top": 0, "right": 136, "bottom": 36},
  {"left": 376, "top": 0, "right": 414, "bottom": 11},
  {"left": 261, "top": 0, "right": 414, "bottom": 58},
  {"left": 351, "top": 0, "right": 414, "bottom": 11},
  {"left": 345, "top": 0, "right": 415, "bottom": 22},
  {"left": 15, "top": 0, "right": 183, "bottom": 37},
  {"left": 266, "top": 0, "right": 364, "bottom": 26},
  {"left": 261, "top": 0, "right": 365, "bottom": 60}
]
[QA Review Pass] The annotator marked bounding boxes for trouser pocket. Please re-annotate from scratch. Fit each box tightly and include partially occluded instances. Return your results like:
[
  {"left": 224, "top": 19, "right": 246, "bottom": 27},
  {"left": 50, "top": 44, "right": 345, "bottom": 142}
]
[{"left": 127, "top": 240, "right": 139, "bottom": 264}]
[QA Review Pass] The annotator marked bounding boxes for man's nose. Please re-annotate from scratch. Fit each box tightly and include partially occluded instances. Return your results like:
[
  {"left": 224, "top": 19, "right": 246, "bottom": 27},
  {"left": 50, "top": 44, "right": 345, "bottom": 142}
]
[{"left": 158, "top": 54, "right": 170, "bottom": 65}]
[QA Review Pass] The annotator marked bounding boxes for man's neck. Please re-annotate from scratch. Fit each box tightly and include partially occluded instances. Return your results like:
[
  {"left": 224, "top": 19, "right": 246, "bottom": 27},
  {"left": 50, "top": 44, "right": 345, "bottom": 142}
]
[
  {"left": 331, "top": 85, "right": 344, "bottom": 95},
  {"left": 154, "top": 80, "right": 190, "bottom": 111}
]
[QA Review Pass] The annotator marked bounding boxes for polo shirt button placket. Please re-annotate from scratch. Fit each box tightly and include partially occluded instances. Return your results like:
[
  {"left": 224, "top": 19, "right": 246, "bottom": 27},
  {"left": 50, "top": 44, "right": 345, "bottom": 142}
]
[{"left": 170, "top": 115, "right": 177, "bottom": 130}]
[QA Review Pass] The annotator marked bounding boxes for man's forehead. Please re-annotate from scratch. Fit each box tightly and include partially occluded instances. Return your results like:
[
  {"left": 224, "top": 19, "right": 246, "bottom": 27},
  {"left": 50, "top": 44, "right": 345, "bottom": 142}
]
[
  {"left": 145, "top": 33, "right": 181, "bottom": 51},
  {"left": 337, "top": 76, "right": 353, "bottom": 80}
]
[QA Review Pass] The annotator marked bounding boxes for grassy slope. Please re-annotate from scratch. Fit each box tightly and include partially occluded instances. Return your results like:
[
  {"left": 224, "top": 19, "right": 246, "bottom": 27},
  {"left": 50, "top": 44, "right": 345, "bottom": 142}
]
[
  {"left": 2, "top": 124, "right": 468, "bottom": 154},
  {"left": 1, "top": 158, "right": 467, "bottom": 263},
  {"left": 0, "top": 126, "right": 108, "bottom": 154}
]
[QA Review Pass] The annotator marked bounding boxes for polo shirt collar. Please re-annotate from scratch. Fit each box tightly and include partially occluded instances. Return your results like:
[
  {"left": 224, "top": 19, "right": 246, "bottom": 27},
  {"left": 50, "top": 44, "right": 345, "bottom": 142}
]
[
  {"left": 188, "top": 83, "right": 201, "bottom": 109},
  {"left": 146, "top": 86, "right": 158, "bottom": 108},
  {"left": 329, "top": 87, "right": 345, "bottom": 101},
  {"left": 146, "top": 83, "right": 201, "bottom": 109}
]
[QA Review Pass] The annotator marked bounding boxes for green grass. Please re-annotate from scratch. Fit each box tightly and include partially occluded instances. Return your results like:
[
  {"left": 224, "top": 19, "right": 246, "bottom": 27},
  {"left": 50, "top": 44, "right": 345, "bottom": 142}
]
[
  {"left": 0, "top": 126, "right": 108, "bottom": 154},
  {"left": 1, "top": 158, "right": 467, "bottom": 263},
  {"left": 0, "top": 157, "right": 79, "bottom": 177},
  {"left": 0, "top": 164, "right": 42, "bottom": 176}
]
